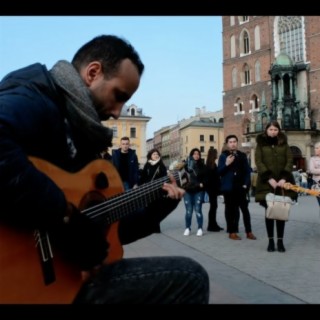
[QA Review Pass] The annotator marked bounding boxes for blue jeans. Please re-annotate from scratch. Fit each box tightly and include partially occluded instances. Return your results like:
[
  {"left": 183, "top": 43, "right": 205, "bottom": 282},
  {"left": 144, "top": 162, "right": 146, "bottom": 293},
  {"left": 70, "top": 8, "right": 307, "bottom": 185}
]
[
  {"left": 184, "top": 191, "right": 204, "bottom": 229},
  {"left": 73, "top": 256, "right": 209, "bottom": 304}
]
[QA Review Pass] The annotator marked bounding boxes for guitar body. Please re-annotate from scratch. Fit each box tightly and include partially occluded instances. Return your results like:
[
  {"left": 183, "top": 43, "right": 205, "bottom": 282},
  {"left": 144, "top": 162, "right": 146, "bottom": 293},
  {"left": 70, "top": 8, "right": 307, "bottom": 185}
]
[{"left": 0, "top": 157, "right": 124, "bottom": 304}]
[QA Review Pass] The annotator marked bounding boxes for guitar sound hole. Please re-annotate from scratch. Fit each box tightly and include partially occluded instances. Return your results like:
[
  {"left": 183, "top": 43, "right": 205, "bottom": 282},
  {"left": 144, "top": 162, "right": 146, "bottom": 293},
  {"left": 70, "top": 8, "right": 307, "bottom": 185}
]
[{"left": 95, "top": 172, "right": 109, "bottom": 189}]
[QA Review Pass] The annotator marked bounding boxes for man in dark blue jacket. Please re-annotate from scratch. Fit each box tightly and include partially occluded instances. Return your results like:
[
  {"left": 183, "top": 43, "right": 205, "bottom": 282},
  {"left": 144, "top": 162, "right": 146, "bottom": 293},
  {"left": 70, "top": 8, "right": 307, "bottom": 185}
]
[
  {"left": 0, "top": 35, "right": 209, "bottom": 304},
  {"left": 112, "top": 136, "right": 139, "bottom": 190},
  {"left": 218, "top": 135, "right": 256, "bottom": 241}
]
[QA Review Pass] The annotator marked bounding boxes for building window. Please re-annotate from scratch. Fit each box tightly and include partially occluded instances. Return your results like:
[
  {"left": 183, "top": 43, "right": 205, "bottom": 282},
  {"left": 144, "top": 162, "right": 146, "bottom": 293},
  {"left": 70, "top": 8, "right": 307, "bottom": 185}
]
[
  {"left": 200, "top": 146, "right": 205, "bottom": 153},
  {"left": 254, "top": 25, "right": 261, "bottom": 50},
  {"left": 240, "top": 29, "right": 251, "bottom": 56},
  {"left": 234, "top": 98, "right": 244, "bottom": 115},
  {"left": 230, "top": 35, "right": 236, "bottom": 58},
  {"left": 243, "top": 31, "right": 250, "bottom": 54},
  {"left": 255, "top": 60, "right": 261, "bottom": 82},
  {"left": 230, "top": 16, "right": 235, "bottom": 26},
  {"left": 130, "top": 108, "right": 135, "bottom": 116},
  {"left": 251, "top": 94, "right": 259, "bottom": 110},
  {"left": 239, "top": 16, "right": 249, "bottom": 24},
  {"left": 200, "top": 134, "right": 204, "bottom": 142},
  {"left": 130, "top": 127, "right": 136, "bottom": 138},
  {"left": 278, "top": 16, "right": 304, "bottom": 62},
  {"left": 209, "top": 135, "right": 214, "bottom": 142},
  {"left": 232, "top": 67, "right": 237, "bottom": 88},
  {"left": 112, "top": 126, "right": 118, "bottom": 138},
  {"left": 243, "top": 64, "right": 250, "bottom": 85}
]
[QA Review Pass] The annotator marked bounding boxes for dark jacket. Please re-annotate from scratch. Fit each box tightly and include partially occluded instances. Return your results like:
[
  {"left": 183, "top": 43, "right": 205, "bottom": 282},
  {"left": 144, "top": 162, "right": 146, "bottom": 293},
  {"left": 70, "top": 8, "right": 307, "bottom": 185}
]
[
  {"left": 255, "top": 132, "right": 295, "bottom": 202},
  {"left": 0, "top": 63, "right": 179, "bottom": 242},
  {"left": 217, "top": 150, "right": 251, "bottom": 193},
  {"left": 204, "top": 165, "right": 221, "bottom": 196},
  {"left": 184, "top": 157, "right": 207, "bottom": 193},
  {"left": 139, "top": 160, "right": 167, "bottom": 185},
  {"left": 112, "top": 148, "right": 139, "bottom": 188}
]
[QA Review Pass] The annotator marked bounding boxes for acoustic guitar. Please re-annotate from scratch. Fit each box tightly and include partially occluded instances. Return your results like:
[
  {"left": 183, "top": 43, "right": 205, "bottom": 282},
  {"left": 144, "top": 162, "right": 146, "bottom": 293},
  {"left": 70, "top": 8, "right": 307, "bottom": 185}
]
[{"left": 0, "top": 157, "right": 188, "bottom": 304}]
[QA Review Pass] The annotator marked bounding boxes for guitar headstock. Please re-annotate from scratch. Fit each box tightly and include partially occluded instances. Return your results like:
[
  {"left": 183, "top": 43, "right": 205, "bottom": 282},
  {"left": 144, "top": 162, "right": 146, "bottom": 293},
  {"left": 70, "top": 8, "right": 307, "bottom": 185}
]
[{"left": 168, "top": 160, "right": 189, "bottom": 188}]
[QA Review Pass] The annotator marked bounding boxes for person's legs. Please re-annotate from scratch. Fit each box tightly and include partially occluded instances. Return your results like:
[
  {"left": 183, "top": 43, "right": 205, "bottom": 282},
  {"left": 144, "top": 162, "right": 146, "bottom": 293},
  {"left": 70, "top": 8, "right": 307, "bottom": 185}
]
[
  {"left": 239, "top": 191, "right": 252, "bottom": 233},
  {"left": 276, "top": 220, "right": 286, "bottom": 252},
  {"left": 73, "top": 256, "right": 209, "bottom": 304},
  {"left": 224, "top": 193, "right": 241, "bottom": 239},
  {"left": 194, "top": 192, "right": 204, "bottom": 230},
  {"left": 207, "top": 193, "right": 222, "bottom": 231},
  {"left": 265, "top": 217, "right": 275, "bottom": 252},
  {"left": 184, "top": 192, "right": 194, "bottom": 231}
]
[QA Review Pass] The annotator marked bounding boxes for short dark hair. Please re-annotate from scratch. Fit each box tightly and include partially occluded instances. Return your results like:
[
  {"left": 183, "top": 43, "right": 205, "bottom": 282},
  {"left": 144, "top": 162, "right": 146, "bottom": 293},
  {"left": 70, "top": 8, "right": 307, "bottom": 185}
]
[
  {"left": 225, "top": 134, "right": 238, "bottom": 143},
  {"left": 72, "top": 35, "right": 144, "bottom": 78}
]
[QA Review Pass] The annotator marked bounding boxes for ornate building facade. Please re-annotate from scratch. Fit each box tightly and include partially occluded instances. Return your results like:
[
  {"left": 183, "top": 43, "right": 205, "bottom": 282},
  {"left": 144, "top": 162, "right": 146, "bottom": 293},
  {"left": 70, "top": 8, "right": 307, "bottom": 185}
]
[{"left": 222, "top": 16, "right": 320, "bottom": 169}]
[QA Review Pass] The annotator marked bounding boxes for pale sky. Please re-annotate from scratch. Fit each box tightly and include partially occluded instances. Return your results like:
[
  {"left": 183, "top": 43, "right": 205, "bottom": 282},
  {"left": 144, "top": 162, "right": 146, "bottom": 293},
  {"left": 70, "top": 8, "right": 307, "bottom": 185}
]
[{"left": 0, "top": 16, "right": 223, "bottom": 139}]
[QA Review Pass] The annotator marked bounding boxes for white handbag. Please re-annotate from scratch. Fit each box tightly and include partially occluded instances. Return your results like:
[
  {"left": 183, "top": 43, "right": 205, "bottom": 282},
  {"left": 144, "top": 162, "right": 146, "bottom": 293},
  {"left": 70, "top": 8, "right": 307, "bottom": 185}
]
[{"left": 265, "top": 191, "right": 293, "bottom": 221}]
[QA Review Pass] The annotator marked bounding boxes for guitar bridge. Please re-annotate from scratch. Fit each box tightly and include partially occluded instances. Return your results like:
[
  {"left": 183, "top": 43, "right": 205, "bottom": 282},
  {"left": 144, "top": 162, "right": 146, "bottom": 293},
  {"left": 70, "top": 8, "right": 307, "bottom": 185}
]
[{"left": 34, "top": 229, "right": 56, "bottom": 285}]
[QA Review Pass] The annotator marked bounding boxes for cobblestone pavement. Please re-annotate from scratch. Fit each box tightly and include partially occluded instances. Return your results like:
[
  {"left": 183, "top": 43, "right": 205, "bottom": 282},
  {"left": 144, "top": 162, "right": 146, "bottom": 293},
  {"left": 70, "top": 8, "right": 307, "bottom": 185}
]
[{"left": 124, "top": 195, "right": 320, "bottom": 304}]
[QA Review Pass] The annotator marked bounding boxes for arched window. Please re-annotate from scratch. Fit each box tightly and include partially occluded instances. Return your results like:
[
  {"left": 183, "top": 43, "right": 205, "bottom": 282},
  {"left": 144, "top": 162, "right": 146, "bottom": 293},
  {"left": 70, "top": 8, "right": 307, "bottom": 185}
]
[
  {"left": 254, "top": 25, "right": 261, "bottom": 50},
  {"left": 130, "top": 108, "right": 135, "bottom": 116},
  {"left": 251, "top": 94, "right": 259, "bottom": 110},
  {"left": 232, "top": 67, "right": 237, "bottom": 88},
  {"left": 277, "top": 16, "right": 304, "bottom": 62},
  {"left": 235, "top": 98, "right": 243, "bottom": 113},
  {"left": 230, "top": 35, "right": 236, "bottom": 58},
  {"left": 243, "top": 31, "right": 250, "bottom": 54},
  {"left": 243, "top": 63, "right": 250, "bottom": 85},
  {"left": 240, "top": 29, "right": 251, "bottom": 55},
  {"left": 255, "top": 60, "right": 261, "bottom": 82}
]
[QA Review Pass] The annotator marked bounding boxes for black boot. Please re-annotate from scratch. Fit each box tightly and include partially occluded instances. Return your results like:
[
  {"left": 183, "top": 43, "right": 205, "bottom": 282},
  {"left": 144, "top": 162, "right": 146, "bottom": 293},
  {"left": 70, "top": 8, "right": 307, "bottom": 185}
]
[
  {"left": 267, "top": 238, "right": 275, "bottom": 252},
  {"left": 207, "top": 225, "right": 224, "bottom": 232},
  {"left": 277, "top": 239, "right": 286, "bottom": 252}
]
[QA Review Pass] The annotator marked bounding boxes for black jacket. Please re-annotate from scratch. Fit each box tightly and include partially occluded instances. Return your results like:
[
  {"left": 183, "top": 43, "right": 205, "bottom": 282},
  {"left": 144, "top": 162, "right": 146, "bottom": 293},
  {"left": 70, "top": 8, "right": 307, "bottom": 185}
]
[{"left": 0, "top": 63, "right": 179, "bottom": 242}]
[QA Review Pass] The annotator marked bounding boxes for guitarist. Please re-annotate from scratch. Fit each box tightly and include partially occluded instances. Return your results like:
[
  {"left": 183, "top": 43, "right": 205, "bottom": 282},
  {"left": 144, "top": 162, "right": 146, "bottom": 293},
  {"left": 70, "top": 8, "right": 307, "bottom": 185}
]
[{"left": 0, "top": 35, "right": 209, "bottom": 304}]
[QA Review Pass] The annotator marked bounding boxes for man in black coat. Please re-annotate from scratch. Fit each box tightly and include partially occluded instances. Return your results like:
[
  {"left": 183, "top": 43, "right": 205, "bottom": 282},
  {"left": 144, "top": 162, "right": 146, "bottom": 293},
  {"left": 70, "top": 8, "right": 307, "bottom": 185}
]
[
  {"left": 0, "top": 35, "right": 209, "bottom": 304},
  {"left": 218, "top": 135, "right": 256, "bottom": 241}
]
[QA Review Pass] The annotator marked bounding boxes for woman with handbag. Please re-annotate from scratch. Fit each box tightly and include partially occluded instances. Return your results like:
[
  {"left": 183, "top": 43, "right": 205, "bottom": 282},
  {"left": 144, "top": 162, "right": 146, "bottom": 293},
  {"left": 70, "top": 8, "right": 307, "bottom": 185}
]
[{"left": 255, "top": 121, "right": 296, "bottom": 252}]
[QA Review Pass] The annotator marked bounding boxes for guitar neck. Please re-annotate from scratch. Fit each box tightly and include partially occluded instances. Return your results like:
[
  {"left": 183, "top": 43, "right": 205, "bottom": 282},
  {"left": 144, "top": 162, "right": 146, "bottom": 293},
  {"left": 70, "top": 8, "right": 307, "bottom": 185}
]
[
  {"left": 83, "top": 171, "right": 181, "bottom": 224},
  {"left": 283, "top": 182, "right": 320, "bottom": 197}
]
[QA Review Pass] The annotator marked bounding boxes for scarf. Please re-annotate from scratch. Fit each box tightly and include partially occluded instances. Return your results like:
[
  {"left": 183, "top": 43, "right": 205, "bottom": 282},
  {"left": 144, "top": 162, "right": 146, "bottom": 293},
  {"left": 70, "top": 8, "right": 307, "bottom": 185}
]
[
  {"left": 49, "top": 60, "right": 113, "bottom": 151},
  {"left": 266, "top": 136, "right": 278, "bottom": 146},
  {"left": 148, "top": 158, "right": 161, "bottom": 166}
]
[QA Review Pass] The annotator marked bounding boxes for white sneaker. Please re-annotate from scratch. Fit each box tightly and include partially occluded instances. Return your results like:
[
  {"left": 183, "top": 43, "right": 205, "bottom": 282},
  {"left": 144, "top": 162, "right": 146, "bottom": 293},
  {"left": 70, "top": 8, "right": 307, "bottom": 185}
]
[
  {"left": 196, "top": 228, "right": 203, "bottom": 236},
  {"left": 184, "top": 228, "right": 190, "bottom": 236}
]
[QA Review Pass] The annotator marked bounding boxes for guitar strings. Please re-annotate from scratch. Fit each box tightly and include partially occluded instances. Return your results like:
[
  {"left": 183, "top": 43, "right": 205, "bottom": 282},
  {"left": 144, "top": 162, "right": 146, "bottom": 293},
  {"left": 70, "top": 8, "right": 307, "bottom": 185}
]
[{"left": 83, "top": 171, "right": 181, "bottom": 223}]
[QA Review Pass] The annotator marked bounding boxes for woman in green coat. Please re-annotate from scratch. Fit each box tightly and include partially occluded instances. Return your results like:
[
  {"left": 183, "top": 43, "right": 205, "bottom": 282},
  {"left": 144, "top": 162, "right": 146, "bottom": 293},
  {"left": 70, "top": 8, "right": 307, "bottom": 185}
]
[{"left": 255, "top": 121, "right": 295, "bottom": 253}]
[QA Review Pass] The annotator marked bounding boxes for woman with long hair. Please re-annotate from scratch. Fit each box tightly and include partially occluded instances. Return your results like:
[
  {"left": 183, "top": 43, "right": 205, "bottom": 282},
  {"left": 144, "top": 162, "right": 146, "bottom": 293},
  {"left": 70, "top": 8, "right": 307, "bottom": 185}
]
[
  {"left": 205, "top": 148, "right": 223, "bottom": 231},
  {"left": 255, "top": 121, "right": 295, "bottom": 252},
  {"left": 183, "top": 148, "right": 207, "bottom": 236}
]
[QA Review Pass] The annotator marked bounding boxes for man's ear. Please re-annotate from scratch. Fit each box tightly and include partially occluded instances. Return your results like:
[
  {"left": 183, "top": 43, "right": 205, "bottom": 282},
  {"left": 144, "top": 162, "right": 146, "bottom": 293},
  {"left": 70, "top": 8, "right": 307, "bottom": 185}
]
[{"left": 81, "top": 61, "right": 103, "bottom": 86}]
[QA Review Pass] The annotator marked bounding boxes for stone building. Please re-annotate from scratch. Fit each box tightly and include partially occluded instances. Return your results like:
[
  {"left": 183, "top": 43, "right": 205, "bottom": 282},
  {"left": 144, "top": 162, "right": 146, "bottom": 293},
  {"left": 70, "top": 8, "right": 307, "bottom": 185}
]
[{"left": 222, "top": 16, "right": 320, "bottom": 169}]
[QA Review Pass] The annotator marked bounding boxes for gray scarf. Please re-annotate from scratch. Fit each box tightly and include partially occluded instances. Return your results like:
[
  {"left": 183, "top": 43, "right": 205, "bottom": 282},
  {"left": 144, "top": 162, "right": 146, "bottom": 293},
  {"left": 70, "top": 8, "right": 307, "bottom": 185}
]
[{"left": 49, "top": 60, "right": 113, "bottom": 151}]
